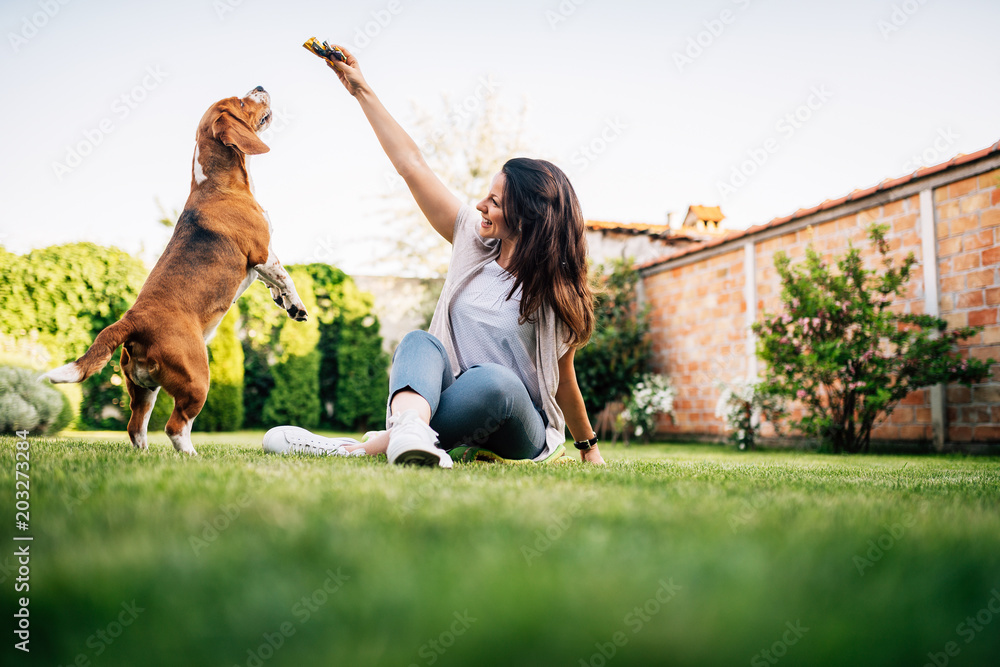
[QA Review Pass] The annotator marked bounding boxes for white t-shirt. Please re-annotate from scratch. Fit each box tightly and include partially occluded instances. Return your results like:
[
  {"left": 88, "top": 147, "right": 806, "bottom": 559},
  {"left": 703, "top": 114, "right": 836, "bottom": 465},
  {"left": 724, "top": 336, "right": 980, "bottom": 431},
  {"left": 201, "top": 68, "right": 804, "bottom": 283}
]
[
  {"left": 428, "top": 205, "right": 571, "bottom": 462},
  {"left": 448, "top": 260, "right": 542, "bottom": 410}
]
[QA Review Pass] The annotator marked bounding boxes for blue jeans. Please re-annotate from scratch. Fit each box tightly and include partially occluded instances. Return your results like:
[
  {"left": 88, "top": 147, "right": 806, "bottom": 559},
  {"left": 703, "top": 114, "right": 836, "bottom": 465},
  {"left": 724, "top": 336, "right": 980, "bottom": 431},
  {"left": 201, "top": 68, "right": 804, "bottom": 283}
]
[{"left": 388, "top": 331, "right": 546, "bottom": 460}]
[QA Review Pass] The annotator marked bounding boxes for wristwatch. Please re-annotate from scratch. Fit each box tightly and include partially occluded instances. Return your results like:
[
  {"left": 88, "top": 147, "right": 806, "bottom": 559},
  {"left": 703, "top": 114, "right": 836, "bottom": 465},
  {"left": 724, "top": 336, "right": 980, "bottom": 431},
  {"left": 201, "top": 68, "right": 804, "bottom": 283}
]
[{"left": 574, "top": 434, "right": 599, "bottom": 452}]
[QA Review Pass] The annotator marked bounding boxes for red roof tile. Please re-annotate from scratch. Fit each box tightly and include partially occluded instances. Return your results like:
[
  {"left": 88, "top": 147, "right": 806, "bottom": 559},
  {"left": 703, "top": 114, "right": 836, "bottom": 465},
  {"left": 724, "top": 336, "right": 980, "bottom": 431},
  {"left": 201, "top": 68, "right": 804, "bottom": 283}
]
[{"left": 586, "top": 219, "right": 671, "bottom": 236}]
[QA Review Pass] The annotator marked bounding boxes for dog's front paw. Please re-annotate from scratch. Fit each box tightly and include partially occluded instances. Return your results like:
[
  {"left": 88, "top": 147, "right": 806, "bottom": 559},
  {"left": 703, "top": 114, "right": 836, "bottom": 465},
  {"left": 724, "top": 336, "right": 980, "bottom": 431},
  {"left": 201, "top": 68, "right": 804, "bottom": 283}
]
[
  {"left": 287, "top": 304, "right": 308, "bottom": 321},
  {"left": 269, "top": 286, "right": 285, "bottom": 308}
]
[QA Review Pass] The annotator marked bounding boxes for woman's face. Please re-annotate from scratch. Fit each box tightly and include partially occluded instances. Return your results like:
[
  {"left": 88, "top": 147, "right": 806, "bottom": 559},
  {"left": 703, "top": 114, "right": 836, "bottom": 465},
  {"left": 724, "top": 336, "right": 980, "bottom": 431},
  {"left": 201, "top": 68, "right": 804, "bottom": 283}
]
[{"left": 476, "top": 173, "right": 516, "bottom": 243}]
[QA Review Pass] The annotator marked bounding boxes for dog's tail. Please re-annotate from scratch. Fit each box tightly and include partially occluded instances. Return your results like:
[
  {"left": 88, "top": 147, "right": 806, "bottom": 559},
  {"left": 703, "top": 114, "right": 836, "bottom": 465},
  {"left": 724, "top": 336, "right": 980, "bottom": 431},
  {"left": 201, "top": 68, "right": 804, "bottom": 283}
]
[{"left": 41, "top": 318, "right": 132, "bottom": 384}]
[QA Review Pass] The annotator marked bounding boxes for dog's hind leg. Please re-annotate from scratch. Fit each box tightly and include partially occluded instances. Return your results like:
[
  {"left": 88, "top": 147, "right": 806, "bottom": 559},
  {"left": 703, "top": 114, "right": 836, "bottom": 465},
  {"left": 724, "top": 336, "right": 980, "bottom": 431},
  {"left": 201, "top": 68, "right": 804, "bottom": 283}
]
[
  {"left": 164, "top": 383, "right": 207, "bottom": 456},
  {"left": 121, "top": 344, "right": 162, "bottom": 451},
  {"left": 125, "top": 375, "right": 160, "bottom": 451},
  {"left": 154, "top": 337, "right": 209, "bottom": 456}
]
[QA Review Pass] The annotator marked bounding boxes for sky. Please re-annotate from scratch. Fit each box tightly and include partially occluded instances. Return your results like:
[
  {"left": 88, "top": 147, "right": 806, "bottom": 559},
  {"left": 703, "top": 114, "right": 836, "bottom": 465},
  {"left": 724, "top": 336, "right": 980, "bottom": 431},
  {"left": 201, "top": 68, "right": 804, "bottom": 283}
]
[{"left": 1, "top": 0, "right": 998, "bottom": 275}]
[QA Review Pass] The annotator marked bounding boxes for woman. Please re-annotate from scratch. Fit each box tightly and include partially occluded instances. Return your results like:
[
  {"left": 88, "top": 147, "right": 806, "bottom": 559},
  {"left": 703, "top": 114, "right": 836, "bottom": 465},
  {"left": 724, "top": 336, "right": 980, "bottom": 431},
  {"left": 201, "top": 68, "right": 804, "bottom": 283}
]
[{"left": 264, "top": 46, "right": 604, "bottom": 466}]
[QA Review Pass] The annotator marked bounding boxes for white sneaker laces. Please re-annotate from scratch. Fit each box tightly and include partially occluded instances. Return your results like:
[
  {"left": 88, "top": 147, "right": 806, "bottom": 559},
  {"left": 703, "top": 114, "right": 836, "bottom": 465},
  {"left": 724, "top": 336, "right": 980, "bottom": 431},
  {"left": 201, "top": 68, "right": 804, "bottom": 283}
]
[{"left": 288, "top": 434, "right": 345, "bottom": 456}]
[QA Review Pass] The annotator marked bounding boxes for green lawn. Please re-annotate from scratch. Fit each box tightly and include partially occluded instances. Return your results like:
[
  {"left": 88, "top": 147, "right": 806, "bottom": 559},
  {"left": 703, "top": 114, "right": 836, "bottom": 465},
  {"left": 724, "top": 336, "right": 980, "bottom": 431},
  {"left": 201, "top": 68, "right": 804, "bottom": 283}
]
[{"left": 2, "top": 432, "right": 998, "bottom": 667}]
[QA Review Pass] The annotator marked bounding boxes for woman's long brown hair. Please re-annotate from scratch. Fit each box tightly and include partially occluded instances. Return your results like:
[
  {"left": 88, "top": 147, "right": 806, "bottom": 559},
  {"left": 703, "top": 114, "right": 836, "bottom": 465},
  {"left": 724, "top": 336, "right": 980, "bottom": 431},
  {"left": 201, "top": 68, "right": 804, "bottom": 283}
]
[{"left": 500, "top": 157, "right": 595, "bottom": 347}]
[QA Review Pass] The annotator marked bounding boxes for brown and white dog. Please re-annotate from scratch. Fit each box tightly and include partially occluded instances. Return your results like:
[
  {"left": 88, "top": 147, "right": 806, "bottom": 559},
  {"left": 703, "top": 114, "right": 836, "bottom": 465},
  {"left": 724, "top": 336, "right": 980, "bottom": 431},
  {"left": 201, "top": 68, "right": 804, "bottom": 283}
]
[{"left": 43, "top": 86, "right": 307, "bottom": 455}]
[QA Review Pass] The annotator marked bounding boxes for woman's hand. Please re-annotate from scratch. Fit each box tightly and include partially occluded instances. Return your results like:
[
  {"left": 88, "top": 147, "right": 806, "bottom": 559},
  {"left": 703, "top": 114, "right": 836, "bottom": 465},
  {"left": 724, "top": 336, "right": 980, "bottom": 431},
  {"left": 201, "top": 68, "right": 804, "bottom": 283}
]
[
  {"left": 581, "top": 445, "right": 605, "bottom": 465},
  {"left": 325, "top": 45, "right": 369, "bottom": 97}
]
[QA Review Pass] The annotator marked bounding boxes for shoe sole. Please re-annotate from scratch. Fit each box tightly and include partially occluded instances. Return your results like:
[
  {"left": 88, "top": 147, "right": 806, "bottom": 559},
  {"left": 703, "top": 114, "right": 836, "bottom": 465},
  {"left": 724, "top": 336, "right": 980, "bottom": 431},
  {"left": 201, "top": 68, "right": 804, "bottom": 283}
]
[{"left": 392, "top": 449, "right": 452, "bottom": 468}]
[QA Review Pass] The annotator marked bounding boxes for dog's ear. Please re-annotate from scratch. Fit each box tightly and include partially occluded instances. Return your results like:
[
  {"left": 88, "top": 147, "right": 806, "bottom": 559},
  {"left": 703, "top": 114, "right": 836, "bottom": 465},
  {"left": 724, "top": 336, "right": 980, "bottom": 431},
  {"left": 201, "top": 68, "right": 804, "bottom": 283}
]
[{"left": 212, "top": 112, "right": 270, "bottom": 155}]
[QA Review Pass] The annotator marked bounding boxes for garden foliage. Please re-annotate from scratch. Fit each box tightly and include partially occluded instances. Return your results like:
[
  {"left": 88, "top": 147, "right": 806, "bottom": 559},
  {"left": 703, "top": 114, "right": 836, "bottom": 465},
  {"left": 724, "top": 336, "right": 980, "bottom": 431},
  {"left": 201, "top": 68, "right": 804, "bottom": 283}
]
[
  {"left": 2, "top": 244, "right": 389, "bottom": 433},
  {"left": 0, "top": 365, "right": 73, "bottom": 434},
  {"left": 753, "top": 224, "right": 995, "bottom": 452},
  {"left": 621, "top": 373, "right": 676, "bottom": 441},
  {"left": 262, "top": 269, "right": 322, "bottom": 429},
  {"left": 196, "top": 308, "right": 245, "bottom": 431},
  {"left": 241, "top": 264, "right": 390, "bottom": 432},
  {"left": 714, "top": 379, "right": 783, "bottom": 451},
  {"left": 302, "top": 264, "right": 389, "bottom": 431},
  {"left": 0, "top": 243, "right": 146, "bottom": 429},
  {"left": 576, "top": 258, "right": 653, "bottom": 417}
]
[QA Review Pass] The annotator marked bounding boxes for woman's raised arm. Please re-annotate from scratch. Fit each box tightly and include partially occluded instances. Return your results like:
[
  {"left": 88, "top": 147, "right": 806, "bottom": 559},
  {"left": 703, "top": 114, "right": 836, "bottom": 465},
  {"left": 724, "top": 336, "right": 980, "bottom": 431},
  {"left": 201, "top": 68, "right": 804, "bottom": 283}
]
[{"left": 327, "top": 46, "right": 461, "bottom": 243}]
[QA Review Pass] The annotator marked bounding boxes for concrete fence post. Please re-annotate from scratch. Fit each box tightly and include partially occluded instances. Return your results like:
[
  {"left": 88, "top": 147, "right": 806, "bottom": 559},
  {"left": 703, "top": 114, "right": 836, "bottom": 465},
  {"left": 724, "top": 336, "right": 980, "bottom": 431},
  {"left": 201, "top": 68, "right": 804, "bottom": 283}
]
[
  {"left": 744, "top": 240, "right": 758, "bottom": 382},
  {"left": 919, "top": 187, "right": 947, "bottom": 450}
]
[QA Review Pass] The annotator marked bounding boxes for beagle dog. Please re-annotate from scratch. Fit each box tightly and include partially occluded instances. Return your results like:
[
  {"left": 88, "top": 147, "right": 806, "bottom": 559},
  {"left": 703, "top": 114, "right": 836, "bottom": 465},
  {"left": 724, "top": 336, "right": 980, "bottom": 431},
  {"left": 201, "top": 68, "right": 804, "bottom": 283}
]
[{"left": 44, "top": 86, "right": 307, "bottom": 455}]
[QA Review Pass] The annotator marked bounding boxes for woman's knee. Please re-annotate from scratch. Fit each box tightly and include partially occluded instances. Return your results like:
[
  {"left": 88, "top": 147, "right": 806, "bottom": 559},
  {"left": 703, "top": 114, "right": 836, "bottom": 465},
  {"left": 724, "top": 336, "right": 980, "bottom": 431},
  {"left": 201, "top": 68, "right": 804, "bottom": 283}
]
[
  {"left": 464, "top": 364, "right": 524, "bottom": 403},
  {"left": 393, "top": 330, "right": 445, "bottom": 362}
]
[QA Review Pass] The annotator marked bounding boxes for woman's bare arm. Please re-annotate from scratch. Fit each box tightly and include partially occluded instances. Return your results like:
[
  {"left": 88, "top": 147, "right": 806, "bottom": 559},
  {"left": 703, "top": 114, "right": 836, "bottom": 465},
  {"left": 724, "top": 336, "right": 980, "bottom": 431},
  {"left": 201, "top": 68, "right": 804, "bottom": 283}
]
[
  {"left": 555, "top": 348, "right": 605, "bottom": 465},
  {"left": 327, "top": 46, "right": 461, "bottom": 243}
]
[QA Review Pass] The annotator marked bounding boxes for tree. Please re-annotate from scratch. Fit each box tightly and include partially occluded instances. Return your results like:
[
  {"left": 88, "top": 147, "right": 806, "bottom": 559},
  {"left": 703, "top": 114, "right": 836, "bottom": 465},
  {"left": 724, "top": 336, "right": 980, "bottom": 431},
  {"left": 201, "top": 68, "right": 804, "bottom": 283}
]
[
  {"left": 753, "top": 223, "right": 996, "bottom": 453},
  {"left": 576, "top": 258, "right": 653, "bottom": 417}
]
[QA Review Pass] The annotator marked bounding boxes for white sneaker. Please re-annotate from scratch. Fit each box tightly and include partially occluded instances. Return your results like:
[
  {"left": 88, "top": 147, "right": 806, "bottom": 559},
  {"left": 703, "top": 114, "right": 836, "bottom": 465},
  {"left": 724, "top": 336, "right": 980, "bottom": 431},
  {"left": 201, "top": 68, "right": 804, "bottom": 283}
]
[
  {"left": 386, "top": 410, "right": 453, "bottom": 468},
  {"left": 262, "top": 426, "right": 364, "bottom": 457}
]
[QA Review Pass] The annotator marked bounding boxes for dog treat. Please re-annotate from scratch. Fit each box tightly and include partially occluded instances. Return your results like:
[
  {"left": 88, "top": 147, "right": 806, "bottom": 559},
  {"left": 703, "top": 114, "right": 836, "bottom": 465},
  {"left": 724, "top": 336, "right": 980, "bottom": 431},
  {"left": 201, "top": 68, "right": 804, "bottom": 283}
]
[{"left": 303, "top": 37, "right": 346, "bottom": 64}]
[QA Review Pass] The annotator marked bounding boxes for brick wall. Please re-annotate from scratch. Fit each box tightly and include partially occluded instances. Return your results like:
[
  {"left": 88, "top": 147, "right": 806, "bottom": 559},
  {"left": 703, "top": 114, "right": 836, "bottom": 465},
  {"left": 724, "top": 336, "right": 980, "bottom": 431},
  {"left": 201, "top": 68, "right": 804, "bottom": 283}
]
[
  {"left": 935, "top": 170, "right": 1000, "bottom": 442},
  {"left": 645, "top": 249, "right": 746, "bottom": 436},
  {"left": 640, "top": 157, "right": 1000, "bottom": 448}
]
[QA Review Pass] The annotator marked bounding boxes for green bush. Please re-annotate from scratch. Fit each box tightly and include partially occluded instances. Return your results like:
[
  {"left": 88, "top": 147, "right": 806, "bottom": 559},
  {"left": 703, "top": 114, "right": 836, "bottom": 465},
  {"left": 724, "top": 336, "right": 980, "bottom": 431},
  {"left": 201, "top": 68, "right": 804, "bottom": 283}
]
[
  {"left": 753, "top": 223, "right": 996, "bottom": 453},
  {"left": 148, "top": 390, "right": 173, "bottom": 433},
  {"left": 262, "top": 269, "right": 321, "bottom": 429},
  {"left": 2, "top": 242, "right": 392, "bottom": 434},
  {"left": 51, "top": 389, "right": 75, "bottom": 434},
  {"left": 0, "top": 243, "right": 147, "bottom": 429},
  {"left": 576, "top": 258, "right": 652, "bottom": 417},
  {"left": 195, "top": 309, "right": 245, "bottom": 431},
  {"left": 333, "top": 313, "right": 390, "bottom": 430},
  {"left": 0, "top": 366, "right": 67, "bottom": 434},
  {"left": 238, "top": 280, "right": 284, "bottom": 429},
  {"left": 300, "top": 264, "right": 355, "bottom": 428},
  {"left": 298, "top": 263, "right": 389, "bottom": 431}
]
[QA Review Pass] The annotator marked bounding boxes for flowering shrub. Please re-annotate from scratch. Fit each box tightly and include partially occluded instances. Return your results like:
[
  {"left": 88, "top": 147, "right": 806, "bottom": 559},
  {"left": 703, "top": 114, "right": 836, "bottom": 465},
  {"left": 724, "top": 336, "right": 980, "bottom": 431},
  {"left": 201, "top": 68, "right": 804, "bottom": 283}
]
[
  {"left": 753, "top": 223, "right": 995, "bottom": 453},
  {"left": 714, "top": 379, "right": 784, "bottom": 450},
  {"left": 621, "top": 373, "right": 676, "bottom": 441}
]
